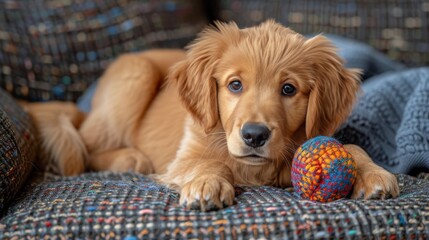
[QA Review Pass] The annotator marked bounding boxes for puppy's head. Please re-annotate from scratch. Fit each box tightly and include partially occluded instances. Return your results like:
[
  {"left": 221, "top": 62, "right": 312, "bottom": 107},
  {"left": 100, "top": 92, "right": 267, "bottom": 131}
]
[{"left": 171, "top": 20, "right": 360, "bottom": 166}]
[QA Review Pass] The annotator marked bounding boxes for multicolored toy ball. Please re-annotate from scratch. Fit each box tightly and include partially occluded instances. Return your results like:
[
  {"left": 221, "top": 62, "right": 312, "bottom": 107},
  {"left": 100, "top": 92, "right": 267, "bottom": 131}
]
[{"left": 291, "top": 136, "right": 357, "bottom": 202}]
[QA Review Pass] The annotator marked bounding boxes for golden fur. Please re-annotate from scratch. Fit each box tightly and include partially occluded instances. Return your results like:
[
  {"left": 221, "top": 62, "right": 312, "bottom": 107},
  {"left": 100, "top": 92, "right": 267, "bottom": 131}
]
[{"left": 25, "top": 20, "right": 399, "bottom": 211}]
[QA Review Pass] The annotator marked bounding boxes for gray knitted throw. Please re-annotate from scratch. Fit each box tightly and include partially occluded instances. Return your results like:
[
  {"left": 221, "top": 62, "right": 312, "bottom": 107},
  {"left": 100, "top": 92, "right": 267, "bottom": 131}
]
[{"left": 336, "top": 67, "right": 429, "bottom": 175}]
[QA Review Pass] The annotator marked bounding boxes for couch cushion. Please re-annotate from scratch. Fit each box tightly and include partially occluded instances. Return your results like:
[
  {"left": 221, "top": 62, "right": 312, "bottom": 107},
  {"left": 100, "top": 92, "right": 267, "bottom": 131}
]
[
  {"left": 218, "top": 0, "right": 429, "bottom": 67},
  {"left": 1, "top": 172, "right": 428, "bottom": 239},
  {"left": 0, "top": 89, "right": 38, "bottom": 213},
  {"left": 0, "top": 0, "right": 207, "bottom": 101}
]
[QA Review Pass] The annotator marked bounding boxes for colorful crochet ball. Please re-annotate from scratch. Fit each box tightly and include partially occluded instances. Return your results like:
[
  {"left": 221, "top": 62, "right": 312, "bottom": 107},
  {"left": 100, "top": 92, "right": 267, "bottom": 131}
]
[{"left": 291, "top": 136, "right": 357, "bottom": 202}]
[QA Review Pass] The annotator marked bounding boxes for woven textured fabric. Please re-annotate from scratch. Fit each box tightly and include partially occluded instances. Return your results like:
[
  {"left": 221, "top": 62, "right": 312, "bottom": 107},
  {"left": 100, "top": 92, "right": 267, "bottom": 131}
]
[
  {"left": 335, "top": 67, "right": 429, "bottom": 175},
  {"left": 0, "top": 89, "right": 38, "bottom": 212},
  {"left": 218, "top": 0, "right": 429, "bottom": 67},
  {"left": 292, "top": 136, "right": 357, "bottom": 202},
  {"left": 0, "top": 172, "right": 428, "bottom": 239},
  {"left": 0, "top": 0, "right": 206, "bottom": 101}
]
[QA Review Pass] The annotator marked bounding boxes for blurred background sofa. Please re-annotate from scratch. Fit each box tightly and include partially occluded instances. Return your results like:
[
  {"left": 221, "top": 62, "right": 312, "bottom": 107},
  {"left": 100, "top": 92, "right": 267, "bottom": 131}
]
[{"left": 0, "top": 0, "right": 428, "bottom": 239}]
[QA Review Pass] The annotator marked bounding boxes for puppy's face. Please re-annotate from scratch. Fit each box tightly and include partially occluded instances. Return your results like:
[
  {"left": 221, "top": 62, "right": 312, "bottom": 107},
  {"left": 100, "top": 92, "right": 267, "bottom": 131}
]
[
  {"left": 215, "top": 43, "right": 312, "bottom": 165},
  {"left": 172, "top": 20, "right": 360, "bottom": 167}
]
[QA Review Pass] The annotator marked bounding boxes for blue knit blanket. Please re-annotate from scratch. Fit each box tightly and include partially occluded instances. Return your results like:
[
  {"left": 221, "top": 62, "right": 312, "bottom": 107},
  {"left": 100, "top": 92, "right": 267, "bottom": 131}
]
[{"left": 336, "top": 68, "right": 429, "bottom": 175}]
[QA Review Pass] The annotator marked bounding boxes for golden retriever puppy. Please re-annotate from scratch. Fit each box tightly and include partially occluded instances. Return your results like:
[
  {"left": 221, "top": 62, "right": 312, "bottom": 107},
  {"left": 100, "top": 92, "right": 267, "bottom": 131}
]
[{"left": 26, "top": 20, "right": 399, "bottom": 211}]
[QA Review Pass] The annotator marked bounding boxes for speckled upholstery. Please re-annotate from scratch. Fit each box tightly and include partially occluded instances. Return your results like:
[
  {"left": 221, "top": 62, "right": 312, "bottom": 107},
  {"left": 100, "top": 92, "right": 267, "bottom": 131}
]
[
  {"left": 0, "top": 0, "right": 206, "bottom": 101},
  {"left": 1, "top": 172, "right": 428, "bottom": 239},
  {"left": 218, "top": 0, "right": 429, "bottom": 67}
]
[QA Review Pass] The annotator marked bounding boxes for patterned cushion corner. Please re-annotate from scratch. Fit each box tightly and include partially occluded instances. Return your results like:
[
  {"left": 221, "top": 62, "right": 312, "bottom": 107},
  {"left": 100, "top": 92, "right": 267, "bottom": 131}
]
[
  {"left": 0, "top": 0, "right": 207, "bottom": 102},
  {"left": 0, "top": 89, "right": 38, "bottom": 212}
]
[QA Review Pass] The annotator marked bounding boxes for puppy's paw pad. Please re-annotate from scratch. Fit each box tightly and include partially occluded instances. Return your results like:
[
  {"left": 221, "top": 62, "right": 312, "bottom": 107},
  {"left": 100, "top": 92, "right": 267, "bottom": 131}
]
[
  {"left": 352, "top": 170, "right": 399, "bottom": 200},
  {"left": 180, "top": 176, "right": 234, "bottom": 211}
]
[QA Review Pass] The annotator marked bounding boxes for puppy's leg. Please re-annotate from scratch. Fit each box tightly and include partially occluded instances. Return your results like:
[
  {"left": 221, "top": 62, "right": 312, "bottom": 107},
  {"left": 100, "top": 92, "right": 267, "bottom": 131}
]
[
  {"left": 344, "top": 144, "right": 400, "bottom": 199},
  {"left": 79, "top": 53, "right": 162, "bottom": 154},
  {"left": 80, "top": 50, "right": 186, "bottom": 173},
  {"left": 160, "top": 160, "right": 235, "bottom": 212},
  {"left": 88, "top": 148, "right": 154, "bottom": 174}
]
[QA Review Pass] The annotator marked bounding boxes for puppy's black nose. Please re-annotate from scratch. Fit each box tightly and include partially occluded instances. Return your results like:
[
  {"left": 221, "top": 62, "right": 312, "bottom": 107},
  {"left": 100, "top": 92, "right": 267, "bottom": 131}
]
[{"left": 241, "top": 123, "right": 271, "bottom": 148}]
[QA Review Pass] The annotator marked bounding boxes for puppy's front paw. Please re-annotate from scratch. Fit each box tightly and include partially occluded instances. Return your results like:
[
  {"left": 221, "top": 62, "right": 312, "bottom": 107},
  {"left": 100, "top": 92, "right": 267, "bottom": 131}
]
[
  {"left": 180, "top": 176, "right": 235, "bottom": 211},
  {"left": 351, "top": 167, "right": 399, "bottom": 200}
]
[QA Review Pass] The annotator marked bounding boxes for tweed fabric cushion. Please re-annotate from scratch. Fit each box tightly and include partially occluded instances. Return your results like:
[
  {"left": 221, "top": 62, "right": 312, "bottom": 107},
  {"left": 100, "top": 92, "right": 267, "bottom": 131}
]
[
  {"left": 218, "top": 0, "right": 429, "bottom": 67},
  {"left": 0, "top": 172, "right": 428, "bottom": 239},
  {"left": 336, "top": 67, "right": 429, "bottom": 175},
  {"left": 0, "top": 0, "right": 206, "bottom": 101},
  {"left": 0, "top": 89, "right": 38, "bottom": 212}
]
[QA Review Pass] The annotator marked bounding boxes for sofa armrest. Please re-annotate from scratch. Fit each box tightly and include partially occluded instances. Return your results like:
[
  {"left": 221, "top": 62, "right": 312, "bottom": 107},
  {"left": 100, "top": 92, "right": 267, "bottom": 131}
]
[{"left": 0, "top": 89, "right": 38, "bottom": 212}]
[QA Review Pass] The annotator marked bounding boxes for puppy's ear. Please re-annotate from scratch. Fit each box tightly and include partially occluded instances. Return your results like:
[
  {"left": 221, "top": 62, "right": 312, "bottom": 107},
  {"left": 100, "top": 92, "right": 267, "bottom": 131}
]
[
  {"left": 170, "top": 21, "right": 241, "bottom": 132},
  {"left": 303, "top": 35, "right": 361, "bottom": 138}
]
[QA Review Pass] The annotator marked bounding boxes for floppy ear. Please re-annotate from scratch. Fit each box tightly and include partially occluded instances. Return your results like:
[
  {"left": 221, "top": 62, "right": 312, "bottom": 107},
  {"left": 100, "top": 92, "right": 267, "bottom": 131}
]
[
  {"left": 169, "top": 21, "right": 241, "bottom": 132},
  {"left": 303, "top": 35, "right": 361, "bottom": 138}
]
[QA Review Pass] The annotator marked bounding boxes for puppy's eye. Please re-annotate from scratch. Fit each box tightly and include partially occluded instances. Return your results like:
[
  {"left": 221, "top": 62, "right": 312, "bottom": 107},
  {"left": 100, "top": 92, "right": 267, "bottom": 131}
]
[
  {"left": 281, "top": 83, "right": 296, "bottom": 96},
  {"left": 228, "top": 80, "right": 243, "bottom": 93}
]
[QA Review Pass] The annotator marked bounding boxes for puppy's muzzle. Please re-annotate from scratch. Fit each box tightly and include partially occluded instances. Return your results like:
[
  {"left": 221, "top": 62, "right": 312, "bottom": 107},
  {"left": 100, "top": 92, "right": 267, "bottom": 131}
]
[{"left": 241, "top": 123, "right": 271, "bottom": 148}]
